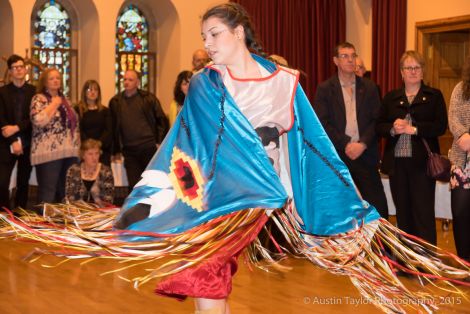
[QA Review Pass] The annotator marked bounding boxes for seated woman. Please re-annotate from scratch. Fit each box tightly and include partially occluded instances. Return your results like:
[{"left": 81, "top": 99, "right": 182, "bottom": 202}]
[{"left": 65, "top": 139, "right": 114, "bottom": 206}]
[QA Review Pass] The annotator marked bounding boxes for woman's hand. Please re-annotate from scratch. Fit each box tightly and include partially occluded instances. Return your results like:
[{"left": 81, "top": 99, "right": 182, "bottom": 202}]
[
  {"left": 51, "top": 95, "right": 62, "bottom": 108},
  {"left": 393, "top": 119, "right": 409, "bottom": 134},
  {"left": 1, "top": 125, "right": 19, "bottom": 137},
  {"left": 456, "top": 133, "right": 470, "bottom": 152}
]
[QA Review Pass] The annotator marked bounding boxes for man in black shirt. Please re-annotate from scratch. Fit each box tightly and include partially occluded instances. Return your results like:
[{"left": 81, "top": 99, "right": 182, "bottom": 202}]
[
  {"left": 0, "top": 55, "right": 36, "bottom": 209},
  {"left": 109, "top": 70, "right": 168, "bottom": 190}
]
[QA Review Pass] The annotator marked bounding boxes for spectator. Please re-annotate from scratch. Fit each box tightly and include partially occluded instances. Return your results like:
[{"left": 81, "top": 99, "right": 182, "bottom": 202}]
[
  {"left": 76, "top": 80, "right": 112, "bottom": 165},
  {"left": 355, "top": 57, "right": 367, "bottom": 77},
  {"left": 313, "top": 42, "right": 388, "bottom": 219},
  {"left": 65, "top": 139, "right": 114, "bottom": 206},
  {"left": 448, "top": 55, "right": 470, "bottom": 261},
  {"left": 168, "top": 71, "right": 192, "bottom": 127},
  {"left": 376, "top": 50, "right": 448, "bottom": 245},
  {"left": 192, "top": 49, "right": 210, "bottom": 72},
  {"left": 30, "top": 68, "right": 80, "bottom": 203},
  {"left": 109, "top": 70, "right": 168, "bottom": 190},
  {"left": 0, "top": 54, "right": 35, "bottom": 209},
  {"left": 268, "top": 54, "right": 288, "bottom": 67}
]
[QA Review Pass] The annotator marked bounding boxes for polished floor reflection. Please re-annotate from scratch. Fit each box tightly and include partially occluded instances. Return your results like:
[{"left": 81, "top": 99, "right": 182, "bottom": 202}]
[{"left": 0, "top": 220, "right": 468, "bottom": 314}]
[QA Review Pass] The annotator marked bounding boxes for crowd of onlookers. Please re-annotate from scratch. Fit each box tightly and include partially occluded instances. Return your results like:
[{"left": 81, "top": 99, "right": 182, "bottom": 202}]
[{"left": 0, "top": 43, "right": 468, "bottom": 262}]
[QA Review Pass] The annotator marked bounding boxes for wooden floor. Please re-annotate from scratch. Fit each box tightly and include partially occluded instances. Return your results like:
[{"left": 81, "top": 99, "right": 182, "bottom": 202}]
[{"left": 0, "top": 219, "right": 468, "bottom": 314}]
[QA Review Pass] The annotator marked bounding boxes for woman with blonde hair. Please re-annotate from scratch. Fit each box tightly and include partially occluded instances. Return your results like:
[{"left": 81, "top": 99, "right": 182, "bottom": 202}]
[
  {"left": 377, "top": 51, "right": 448, "bottom": 245},
  {"left": 76, "top": 80, "right": 112, "bottom": 165},
  {"left": 65, "top": 138, "right": 114, "bottom": 206},
  {"left": 30, "top": 68, "right": 80, "bottom": 203}
]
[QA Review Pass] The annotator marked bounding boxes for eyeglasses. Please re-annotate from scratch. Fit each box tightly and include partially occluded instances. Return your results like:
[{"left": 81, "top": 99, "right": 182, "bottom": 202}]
[
  {"left": 402, "top": 66, "right": 422, "bottom": 72},
  {"left": 10, "top": 65, "right": 25, "bottom": 70},
  {"left": 86, "top": 88, "right": 98, "bottom": 92},
  {"left": 337, "top": 53, "right": 358, "bottom": 60}
]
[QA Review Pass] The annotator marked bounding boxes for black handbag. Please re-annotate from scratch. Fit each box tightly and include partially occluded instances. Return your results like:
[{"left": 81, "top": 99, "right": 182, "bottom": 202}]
[{"left": 422, "top": 138, "right": 451, "bottom": 182}]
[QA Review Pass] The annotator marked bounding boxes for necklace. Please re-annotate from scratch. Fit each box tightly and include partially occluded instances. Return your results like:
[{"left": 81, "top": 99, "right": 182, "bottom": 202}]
[
  {"left": 406, "top": 94, "right": 416, "bottom": 104},
  {"left": 81, "top": 163, "right": 100, "bottom": 180}
]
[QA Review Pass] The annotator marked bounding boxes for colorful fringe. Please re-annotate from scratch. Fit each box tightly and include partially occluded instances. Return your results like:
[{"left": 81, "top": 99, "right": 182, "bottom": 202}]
[
  {"left": 0, "top": 204, "right": 267, "bottom": 288},
  {"left": 1, "top": 203, "right": 470, "bottom": 313},
  {"left": 270, "top": 205, "right": 470, "bottom": 313}
]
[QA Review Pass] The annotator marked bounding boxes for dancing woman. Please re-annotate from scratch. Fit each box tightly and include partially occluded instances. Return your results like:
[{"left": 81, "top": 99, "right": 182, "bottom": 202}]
[{"left": 1, "top": 4, "right": 469, "bottom": 314}]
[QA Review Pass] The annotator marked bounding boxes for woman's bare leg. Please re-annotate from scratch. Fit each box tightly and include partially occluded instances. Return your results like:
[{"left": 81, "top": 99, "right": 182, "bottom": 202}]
[{"left": 194, "top": 298, "right": 228, "bottom": 314}]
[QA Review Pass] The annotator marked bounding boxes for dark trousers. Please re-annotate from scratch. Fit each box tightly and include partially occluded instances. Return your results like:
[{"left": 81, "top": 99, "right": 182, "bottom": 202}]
[
  {"left": 100, "top": 151, "right": 111, "bottom": 167},
  {"left": 0, "top": 152, "right": 32, "bottom": 209},
  {"left": 343, "top": 156, "right": 389, "bottom": 219},
  {"left": 389, "top": 158, "right": 436, "bottom": 245},
  {"left": 451, "top": 186, "right": 470, "bottom": 261},
  {"left": 123, "top": 145, "right": 157, "bottom": 190},
  {"left": 35, "top": 157, "right": 78, "bottom": 203}
]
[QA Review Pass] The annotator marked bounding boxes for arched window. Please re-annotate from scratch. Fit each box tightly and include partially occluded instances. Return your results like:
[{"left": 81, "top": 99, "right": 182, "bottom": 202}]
[
  {"left": 32, "top": 0, "right": 76, "bottom": 97},
  {"left": 115, "top": 4, "right": 155, "bottom": 93}
]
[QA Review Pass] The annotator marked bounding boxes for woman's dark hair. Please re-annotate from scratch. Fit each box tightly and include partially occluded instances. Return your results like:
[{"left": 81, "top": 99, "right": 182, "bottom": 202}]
[
  {"left": 174, "top": 71, "right": 192, "bottom": 107},
  {"left": 77, "top": 80, "right": 103, "bottom": 117},
  {"left": 7, "top": 54, "right": 24, "bottom": 68},
  {"left": 461, "top": 55, "right": 470, "bottom": 101},
  {"left": 202, "top": 3, "right": 265, "bottom": 56}
]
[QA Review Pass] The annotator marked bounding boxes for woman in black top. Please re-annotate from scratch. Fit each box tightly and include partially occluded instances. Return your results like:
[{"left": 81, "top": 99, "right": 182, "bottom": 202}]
[
  {"left": 76, "top": 80, "right": 112, "bottom": 165},
  {"left": 376, "top": 51, "right": 448, "bottom": 245}
]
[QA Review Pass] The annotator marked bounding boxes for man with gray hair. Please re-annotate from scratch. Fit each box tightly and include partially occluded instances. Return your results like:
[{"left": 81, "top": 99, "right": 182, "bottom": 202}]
[{"left": 110, "top": 70, "right": 168, "bottom": 190}]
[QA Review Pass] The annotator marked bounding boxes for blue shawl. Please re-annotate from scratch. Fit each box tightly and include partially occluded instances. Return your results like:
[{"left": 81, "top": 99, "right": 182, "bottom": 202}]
[{"left": 116, "top": 55, "right": 379, "bottom": 238}]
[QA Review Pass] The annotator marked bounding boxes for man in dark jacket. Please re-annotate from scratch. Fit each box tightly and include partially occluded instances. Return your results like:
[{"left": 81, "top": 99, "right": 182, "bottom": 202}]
[
  {"left": 0, "top": 55, "right": 36, "bottom": 209},
  {"left": 313, "top": 42, "right": 388, "bottom": 219},
  {"left": 110, "top": 70, "right": 168, "bottom": 190}
]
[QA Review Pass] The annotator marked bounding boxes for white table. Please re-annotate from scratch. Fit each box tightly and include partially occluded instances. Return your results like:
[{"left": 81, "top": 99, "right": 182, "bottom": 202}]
[{"left": 381, "top": 176, "right": 451, "bottom": 219}]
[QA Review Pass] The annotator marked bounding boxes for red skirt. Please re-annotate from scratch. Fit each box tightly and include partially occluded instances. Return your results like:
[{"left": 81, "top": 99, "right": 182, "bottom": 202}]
[{"left": 155, "top": 213, "right": 269, "bottom": 300}]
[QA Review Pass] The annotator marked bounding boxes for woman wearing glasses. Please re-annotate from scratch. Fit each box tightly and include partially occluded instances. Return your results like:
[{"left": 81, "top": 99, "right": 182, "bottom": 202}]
[
  {"left": 76, "top": 80, "right": 112, "bottom": 166},
  {"left": 376, "top": 51, "right": 448, "bottom": 245}
]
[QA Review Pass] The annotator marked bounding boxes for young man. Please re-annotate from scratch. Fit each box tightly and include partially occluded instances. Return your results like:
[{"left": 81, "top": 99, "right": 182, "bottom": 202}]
[{"left": 0, "top": 55, "right": 36, "bottom": 209}]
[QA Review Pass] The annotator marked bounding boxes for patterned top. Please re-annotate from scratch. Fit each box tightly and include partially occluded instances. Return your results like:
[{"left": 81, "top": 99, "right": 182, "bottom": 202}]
[
  {"left": 30, "top": 93, "right": 80, "bottom": 165},
  {"left": 393, "top": 113, "right": 413, "bottom": 157},
  {"left": 65, "top": 163, "right": 114, "bottom": 205},
  {"left": 448, "top": 81, "right": 470, "bottom": 168}
]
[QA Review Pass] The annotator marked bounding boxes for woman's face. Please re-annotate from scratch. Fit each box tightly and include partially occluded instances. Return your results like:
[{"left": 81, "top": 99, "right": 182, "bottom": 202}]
[
  {"left": 46, "top": 70, "right": 62, "bottom": 92},
  {"left": 82, "top": 148, "right": 100, "bottom": 167},
  {"left": 201, "top": 17, "right": 243, "bottom": 65},
  {"left": 180, "top": 79, "right": 190, "bottom": 96},
  {"left": 401, "top": 57, "right": 423, "bottom": 86},
  {"left": 86, "top": 84, "right": 99, "bottom": 104}
]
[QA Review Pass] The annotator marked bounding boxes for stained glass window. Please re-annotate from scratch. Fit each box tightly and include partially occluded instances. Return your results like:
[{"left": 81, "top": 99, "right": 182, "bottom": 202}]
[
  {"left": 32, "top": 0, "right": 73, "bottom": 96},
  {"left": 116, "top": 5, "right": 153, "bottom": 93}
]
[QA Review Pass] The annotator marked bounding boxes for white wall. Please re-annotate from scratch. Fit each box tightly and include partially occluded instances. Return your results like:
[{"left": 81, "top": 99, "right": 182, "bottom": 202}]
[
  {"left": 346, "top": 0, "right": 372, "bottom": 72},
  {"left": 0, "top": 0, "right": 14, "bottom": 78}
]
